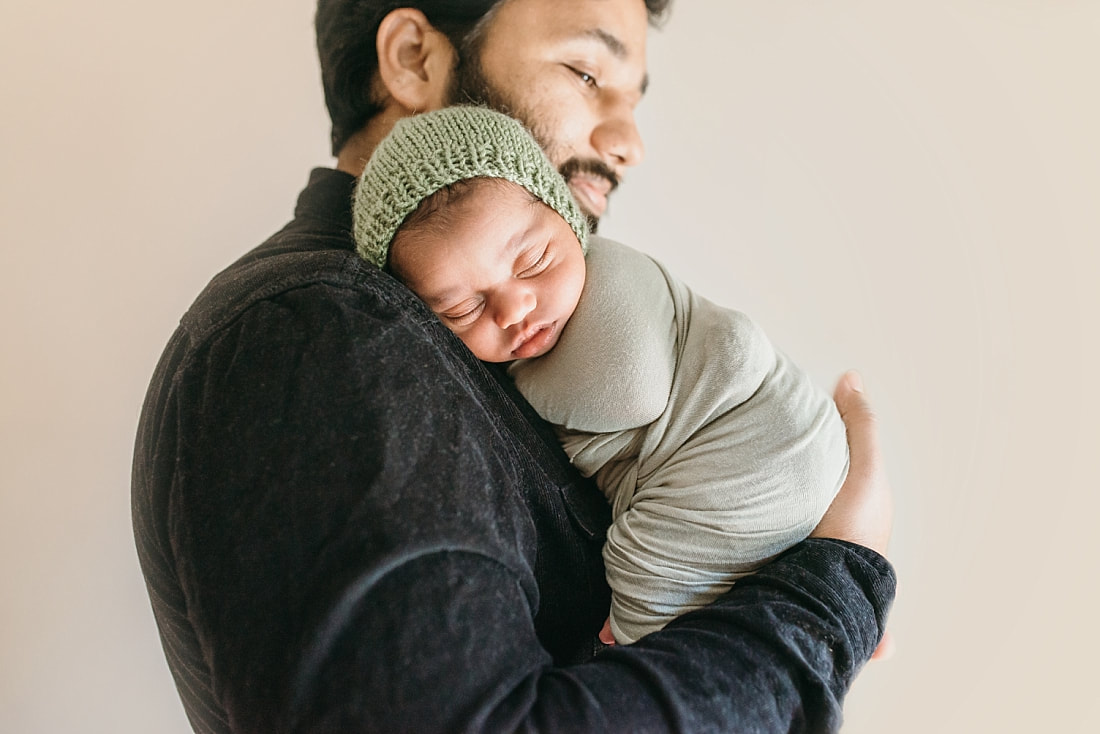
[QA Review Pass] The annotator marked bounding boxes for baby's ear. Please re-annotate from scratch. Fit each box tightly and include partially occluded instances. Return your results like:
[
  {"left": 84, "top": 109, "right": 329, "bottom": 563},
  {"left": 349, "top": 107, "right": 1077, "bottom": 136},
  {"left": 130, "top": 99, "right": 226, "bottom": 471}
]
[{"left": 374, "top": 8, "right": 456, "bottom": 114}]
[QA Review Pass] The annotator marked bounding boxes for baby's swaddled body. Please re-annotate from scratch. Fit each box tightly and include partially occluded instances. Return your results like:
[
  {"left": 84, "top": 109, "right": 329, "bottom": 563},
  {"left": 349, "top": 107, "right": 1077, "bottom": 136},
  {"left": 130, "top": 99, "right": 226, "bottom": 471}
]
[{"left": 510, "top": 236, "right": 849, "bottom": 643}]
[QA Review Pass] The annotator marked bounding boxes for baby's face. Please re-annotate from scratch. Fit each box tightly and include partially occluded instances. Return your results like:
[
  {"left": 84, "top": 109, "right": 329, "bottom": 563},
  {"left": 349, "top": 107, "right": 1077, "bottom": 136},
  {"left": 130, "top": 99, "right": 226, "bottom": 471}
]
[{"left": 389, "top": 179, "right": 586, "bottom": 363}]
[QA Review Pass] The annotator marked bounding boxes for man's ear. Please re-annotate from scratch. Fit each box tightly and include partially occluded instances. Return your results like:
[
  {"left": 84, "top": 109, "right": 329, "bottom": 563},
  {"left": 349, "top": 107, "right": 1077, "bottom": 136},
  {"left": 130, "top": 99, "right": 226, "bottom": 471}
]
[{"left": 375, "top": 8, "right": 457, "bottom": 113}]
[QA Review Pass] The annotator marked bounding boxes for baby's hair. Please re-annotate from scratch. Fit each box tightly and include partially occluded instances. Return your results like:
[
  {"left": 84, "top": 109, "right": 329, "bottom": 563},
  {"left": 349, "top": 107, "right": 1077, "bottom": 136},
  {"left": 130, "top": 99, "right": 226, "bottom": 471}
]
[{"left": 389, "top": 177, "right": 540, "bottom": 269}]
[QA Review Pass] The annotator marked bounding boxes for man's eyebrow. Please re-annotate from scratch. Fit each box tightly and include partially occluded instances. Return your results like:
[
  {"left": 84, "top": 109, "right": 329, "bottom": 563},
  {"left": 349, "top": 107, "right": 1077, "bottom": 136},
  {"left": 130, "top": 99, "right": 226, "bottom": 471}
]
[
  {"left": 580, "top": 28, "right": 649, "bottom": 95},
  {"left": 586, "top": 28, "right": 627, "bottom": 57}
]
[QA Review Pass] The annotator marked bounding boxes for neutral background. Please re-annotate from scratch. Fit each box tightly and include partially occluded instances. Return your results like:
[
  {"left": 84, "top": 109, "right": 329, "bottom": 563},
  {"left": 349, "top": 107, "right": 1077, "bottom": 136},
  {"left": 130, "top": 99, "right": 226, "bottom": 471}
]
[{"left": 2, "top": 1, "right": 1097, "bottom": 732}]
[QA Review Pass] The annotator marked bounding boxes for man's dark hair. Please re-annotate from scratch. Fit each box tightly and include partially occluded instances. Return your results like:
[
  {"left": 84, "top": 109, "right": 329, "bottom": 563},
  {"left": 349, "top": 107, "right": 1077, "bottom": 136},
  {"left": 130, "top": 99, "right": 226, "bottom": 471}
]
[{"left": 316, "top": 0, "right": 672, "bottom": 156}]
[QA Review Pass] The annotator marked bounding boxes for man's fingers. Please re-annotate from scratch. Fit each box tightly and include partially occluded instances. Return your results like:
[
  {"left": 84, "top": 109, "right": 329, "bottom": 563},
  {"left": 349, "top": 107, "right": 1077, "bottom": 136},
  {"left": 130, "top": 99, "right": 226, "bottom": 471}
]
[
  {"left": 812, "top": 371, "right": 893, "bottom": 556},
  {"left": 834, "top": 371, "right": 885, "bottom": 489},
  {"left": 834, "top": 371, "right": 878, "bottom": 461},
  {"left": 870, "top": 629, "right": 895, "bottom": 661},
  {"left": 832, "top": 369, "right": 866, "bottom": 414}
]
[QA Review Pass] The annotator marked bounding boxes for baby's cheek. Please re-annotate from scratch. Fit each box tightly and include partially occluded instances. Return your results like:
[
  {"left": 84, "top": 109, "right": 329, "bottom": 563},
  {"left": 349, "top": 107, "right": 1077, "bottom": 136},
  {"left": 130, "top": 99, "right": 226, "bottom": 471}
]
[{"left": 454, "top": 328, "right": 496, "bottom": 363}]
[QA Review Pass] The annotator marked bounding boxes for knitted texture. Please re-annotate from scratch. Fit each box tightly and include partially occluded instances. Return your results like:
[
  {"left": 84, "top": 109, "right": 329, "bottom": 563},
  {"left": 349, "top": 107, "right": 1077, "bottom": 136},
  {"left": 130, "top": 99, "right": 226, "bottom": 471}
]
[{"left": 353, "top": 106, "right": 588, "bottom": 269}]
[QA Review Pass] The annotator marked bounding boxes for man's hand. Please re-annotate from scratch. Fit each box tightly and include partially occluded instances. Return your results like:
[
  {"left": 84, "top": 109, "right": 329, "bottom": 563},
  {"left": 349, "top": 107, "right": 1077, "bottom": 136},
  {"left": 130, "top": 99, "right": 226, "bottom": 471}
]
[
  {"left": 811, "top": 371, "right": 893, "bottom": 557},
  {"left": 812, "top": 371, "right": 895, "bottom": 660}
]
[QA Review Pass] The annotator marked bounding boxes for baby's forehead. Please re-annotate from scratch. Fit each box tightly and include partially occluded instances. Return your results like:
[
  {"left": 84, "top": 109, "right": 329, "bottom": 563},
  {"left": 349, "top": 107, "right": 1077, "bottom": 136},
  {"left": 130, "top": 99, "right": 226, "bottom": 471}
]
[
  {"left": 394, "top": 177, "right": 544, "bottom": 257},
  {"left": 437, "top": 176, "right": 538, "bottom": 206},
  {"left": 415, "top": 176, "right": 546, "bottom": 225}
]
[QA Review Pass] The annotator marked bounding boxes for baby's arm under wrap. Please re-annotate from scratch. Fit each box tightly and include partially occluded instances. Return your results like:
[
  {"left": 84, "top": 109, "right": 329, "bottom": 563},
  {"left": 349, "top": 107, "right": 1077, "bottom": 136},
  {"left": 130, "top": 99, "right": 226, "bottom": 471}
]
[{"left": 509, "top": 236, "right": 678, "bottom": 436}]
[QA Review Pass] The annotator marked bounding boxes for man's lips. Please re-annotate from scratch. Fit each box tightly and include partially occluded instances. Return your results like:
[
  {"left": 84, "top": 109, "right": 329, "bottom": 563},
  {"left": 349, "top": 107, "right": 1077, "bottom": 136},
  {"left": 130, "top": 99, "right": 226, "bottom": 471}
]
[
  {"left": 568, "top": 174, "right": 612, "bottom": 218},
  {"left": 511, "top": 322, "right": 560, "bottom": 360}
]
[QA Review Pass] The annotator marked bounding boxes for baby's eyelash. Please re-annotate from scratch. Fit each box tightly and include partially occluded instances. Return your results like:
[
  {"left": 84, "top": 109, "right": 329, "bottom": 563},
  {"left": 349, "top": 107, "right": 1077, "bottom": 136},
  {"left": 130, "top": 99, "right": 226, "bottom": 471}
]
[
  {"left": 443, "top": 301, "right": 484, "bottom": 326},
  {"left": 518, "top": 249, "right": 550, "bottom": 277}
]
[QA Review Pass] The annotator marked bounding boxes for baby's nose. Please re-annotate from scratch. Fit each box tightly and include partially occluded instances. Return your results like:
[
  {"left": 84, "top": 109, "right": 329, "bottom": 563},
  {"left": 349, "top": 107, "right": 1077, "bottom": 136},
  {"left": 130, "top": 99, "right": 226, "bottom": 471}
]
[{"left": 494, "top": 288, "right": 536, "bottom": 329}]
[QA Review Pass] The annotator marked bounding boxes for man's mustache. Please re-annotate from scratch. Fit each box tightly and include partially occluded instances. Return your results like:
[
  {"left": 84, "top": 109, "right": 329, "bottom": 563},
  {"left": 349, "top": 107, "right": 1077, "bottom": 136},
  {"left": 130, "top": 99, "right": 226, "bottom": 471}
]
[{"left": 558, "top": 158, "right": 620, "bottom": 193}]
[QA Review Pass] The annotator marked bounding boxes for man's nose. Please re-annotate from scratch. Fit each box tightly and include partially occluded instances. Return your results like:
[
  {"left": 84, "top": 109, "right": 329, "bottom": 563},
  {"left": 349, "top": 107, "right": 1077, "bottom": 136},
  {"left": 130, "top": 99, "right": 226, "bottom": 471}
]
[
  {"left": 493, "top": 287, "right": 536, "bottom": 329},
  {"left": 592, "top": 106, "right": 645, "bottom": 169}
]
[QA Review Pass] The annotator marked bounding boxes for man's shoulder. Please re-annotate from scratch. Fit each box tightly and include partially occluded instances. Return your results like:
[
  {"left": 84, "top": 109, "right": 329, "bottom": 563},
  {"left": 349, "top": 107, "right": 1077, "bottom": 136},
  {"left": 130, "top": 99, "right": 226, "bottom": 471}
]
[
  {"left": 179, "top": 167, "right": 427, "bottom": 348},
  {"left": 181, "top": 244, "right": 370, "bottom": 345}
]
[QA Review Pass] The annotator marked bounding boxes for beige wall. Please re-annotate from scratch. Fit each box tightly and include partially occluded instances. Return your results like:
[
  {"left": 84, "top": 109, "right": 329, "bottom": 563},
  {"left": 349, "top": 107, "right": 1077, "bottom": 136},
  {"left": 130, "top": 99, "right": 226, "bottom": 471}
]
[{"left": 2, "top": 2, "right": 1097, "bottom": 732}]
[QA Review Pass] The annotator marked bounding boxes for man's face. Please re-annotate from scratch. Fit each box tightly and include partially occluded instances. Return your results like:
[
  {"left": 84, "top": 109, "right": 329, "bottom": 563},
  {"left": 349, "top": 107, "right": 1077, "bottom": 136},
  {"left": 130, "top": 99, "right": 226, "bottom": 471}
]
[{"left": 448, "top": 0, "right": 650, "bottom": 227}]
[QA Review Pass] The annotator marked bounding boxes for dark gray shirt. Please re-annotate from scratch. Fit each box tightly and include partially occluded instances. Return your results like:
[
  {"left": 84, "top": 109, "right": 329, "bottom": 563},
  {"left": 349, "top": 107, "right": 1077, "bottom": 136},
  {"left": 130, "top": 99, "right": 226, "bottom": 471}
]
[{"left": 132, "top": 168, "right": 895, "bottom": 734}]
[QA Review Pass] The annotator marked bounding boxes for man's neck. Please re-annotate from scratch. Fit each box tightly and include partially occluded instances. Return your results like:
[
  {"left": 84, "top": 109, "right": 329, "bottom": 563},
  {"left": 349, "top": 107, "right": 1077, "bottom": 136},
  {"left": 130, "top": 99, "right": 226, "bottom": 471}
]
[{"left": 335, "top": 105, "right": 414, "bottom": 177}]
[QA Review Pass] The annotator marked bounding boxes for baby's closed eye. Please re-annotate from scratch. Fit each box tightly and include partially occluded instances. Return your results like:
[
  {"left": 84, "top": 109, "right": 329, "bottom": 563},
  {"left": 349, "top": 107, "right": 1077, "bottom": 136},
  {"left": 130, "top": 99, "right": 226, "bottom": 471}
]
[
  {"left": 441, "top": 299, "right": 485, "bottom": 326},
  {"left": 516, "top": 245, "right": 551, "bottom": 278}
]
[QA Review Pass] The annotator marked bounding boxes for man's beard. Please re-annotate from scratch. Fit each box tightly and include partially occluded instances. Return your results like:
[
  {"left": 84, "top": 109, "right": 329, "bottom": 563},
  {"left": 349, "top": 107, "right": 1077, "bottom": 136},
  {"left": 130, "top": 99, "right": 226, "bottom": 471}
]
[{"left": 445, "top": 52, "right": 619, "bottom": 233}]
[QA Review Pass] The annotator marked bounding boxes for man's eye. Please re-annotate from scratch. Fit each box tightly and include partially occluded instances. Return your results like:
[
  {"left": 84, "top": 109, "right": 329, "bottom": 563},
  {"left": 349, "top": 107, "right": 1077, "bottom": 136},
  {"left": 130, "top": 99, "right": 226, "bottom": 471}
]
[{"left": 570, "top": 67, "right": 598, "bottom": 87}]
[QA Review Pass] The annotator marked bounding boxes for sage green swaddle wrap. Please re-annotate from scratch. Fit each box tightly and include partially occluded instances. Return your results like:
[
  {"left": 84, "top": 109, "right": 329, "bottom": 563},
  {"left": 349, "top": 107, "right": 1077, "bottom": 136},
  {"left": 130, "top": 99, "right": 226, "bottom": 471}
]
[{"left": 509, "top": 236, "right": 849, "bottom": 644}]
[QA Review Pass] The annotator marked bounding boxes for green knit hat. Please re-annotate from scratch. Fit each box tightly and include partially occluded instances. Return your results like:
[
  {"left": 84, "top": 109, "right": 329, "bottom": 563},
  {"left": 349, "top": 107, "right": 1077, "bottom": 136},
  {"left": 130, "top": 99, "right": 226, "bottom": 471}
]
[{"left": 353, "top": 106, "right": 588, "bottom": 269}]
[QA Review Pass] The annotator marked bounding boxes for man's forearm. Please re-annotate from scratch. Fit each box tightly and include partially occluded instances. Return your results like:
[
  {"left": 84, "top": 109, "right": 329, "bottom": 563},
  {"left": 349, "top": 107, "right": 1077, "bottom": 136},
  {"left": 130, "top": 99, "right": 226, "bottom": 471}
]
[{"left": 285, "top": 539, "right": 893, "bottom": 733}]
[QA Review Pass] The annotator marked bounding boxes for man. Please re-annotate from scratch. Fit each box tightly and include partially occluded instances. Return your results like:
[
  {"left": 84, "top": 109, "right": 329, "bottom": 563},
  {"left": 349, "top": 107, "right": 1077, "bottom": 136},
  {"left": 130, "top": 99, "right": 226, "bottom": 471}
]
[
  {"left": 323, "top": 0, "right": 649, "bottom": 226},
  {"left": 132, "top": 1, "right": 896, "bottom": 732}
]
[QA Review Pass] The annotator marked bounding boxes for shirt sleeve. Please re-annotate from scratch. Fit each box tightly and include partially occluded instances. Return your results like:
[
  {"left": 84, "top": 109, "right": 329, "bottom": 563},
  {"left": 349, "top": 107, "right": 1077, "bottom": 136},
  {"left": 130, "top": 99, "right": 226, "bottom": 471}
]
[{"left": 293, "top": 540, "right": 894, "bottom": 734}]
